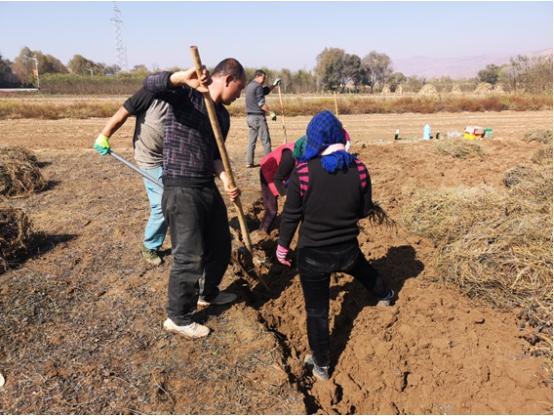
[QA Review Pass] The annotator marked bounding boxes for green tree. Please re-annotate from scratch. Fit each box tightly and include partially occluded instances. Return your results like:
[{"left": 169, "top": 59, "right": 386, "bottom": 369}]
[
  {"left": 387, "top": 72, "right": 406, "bottom": 92},
  {"left": 404, "top": 75, "right": 425, "bottom": 92},
  {"left": 478, "top": 64, "right": 501, "bottom": 85},
  {"left": 315, "top": 47, "right": 346, "bottom": 91},
  {"left": 68, "top": 54, "right": 96, "bottom": 74},
  {"left": 343, "top": 53, "right": 366, "bottom": 91},
  {"left": 0, "top": 54, "right": 19, "bottom": 87},
  {"left": 36, "top": 52, "right": 68, "bottom": 74},
  {"left": 130, "top": 64, "right": 149, "bottom": 76},
  {"left": 12, "top": 47, "right": 35, "bottom": 84},
  {"left": 13, "top": 47, "right": 67, "bottom": 85}
]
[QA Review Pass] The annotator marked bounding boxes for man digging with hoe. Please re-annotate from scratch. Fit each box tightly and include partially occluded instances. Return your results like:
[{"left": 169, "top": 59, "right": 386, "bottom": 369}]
[{"left": 141, "top": 54, "right": 246, "bottom": 338}]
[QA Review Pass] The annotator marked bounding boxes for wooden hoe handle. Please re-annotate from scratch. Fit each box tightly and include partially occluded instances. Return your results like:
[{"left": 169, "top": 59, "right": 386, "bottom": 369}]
[
  {"left": 277, "top": 84, "right": 288, "bottom": 144},
  {"left": 189, "top": 46, "right": 253, "bottom": 254}
]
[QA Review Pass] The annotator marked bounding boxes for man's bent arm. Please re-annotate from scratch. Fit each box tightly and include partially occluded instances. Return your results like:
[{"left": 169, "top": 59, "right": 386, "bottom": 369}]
[{"left": 101, "top": 106, "right": 131, "bottom": 138}]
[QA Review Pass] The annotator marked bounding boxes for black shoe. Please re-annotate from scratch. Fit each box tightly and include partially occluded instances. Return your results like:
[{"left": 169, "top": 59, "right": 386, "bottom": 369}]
[{"left": 376, "top": 288, "right": 395, "bottom": 307}]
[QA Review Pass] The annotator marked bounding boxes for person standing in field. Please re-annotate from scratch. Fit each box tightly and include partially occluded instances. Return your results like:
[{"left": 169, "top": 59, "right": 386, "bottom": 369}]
[
  {"left": 276, "top": 110, "right": 394, "bottom": 380},
  {"left": 244, "top": 70, "right": 281, "bottom": 168},
  {"left": 142, "top": 59, "right": 246, "bottom": 339},
  {"left": 94, "top": 88, "right": 173, "bottom": 266}
]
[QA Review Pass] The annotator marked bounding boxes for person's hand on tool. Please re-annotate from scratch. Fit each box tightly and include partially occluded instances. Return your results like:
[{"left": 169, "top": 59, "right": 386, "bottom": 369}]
[
  {"left": 214, "top": 161, "right": 240, "bottom": 201},
  {"left": 221, "top": 174, "right": 241, "bottom": 201},
  {"left": 169, "top": 67, "right": 211, "bottom": 93},
  {"left": 270, "top": 111, "right": 277, "bottom": 121},
  {"left": 272, "top": 78, "right": 282, "bottom": 87},
  {"left": 225, "top": 184, "right": 241, "bottom": 202},
  {"left": 93, "top": 134, "right": 110, "bottom": 155},
  {"left": 276, "top": 244, "right": 292, "bottom": 267}
]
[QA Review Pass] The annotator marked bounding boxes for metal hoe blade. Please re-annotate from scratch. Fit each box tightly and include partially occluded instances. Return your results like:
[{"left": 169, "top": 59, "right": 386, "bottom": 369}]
[{"left": 109, "top": 150, "right": 163, "bottom": 189}]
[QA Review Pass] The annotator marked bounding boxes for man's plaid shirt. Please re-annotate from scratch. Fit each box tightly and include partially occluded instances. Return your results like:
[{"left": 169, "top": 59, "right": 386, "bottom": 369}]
[{"left": 143, "top": 72, "right": 230, "bottom": 183}]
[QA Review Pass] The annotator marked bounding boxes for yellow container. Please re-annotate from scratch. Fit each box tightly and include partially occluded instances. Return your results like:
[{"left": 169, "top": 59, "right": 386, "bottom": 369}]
[{"left": 464, "top": 132, "right": 477, "bottom": 140}]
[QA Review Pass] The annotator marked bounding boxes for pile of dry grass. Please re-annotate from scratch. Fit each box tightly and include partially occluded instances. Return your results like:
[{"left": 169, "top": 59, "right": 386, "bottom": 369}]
[
  {"left": 434, "top": 139, "right": 484, "bottom": 159},
  {"left": 381, "top": 84, "right": 391, "bottom": 95},
  {"left": 0, "top": 207, "right": 33, "bottom": 273},
  {"left": 0, "top": 146, "right": 39, "bottom": 167},
  {"left": 522, "top": 129, "right": 552, "bottom": 144},
  {"left": 0, "top": 147, "right": 46, "bottom": 197},
  {"left": 531, "top": 142, "right": 552, "bottom": 164},
  {"left": 493, "top": 84, "right": 506, "bottom": 94},
  {"left": 417, "top": 84, "right": 439, "bottom": 98},
  {"left": 450, "top": 85, "right": 463, "bottom": 95},
  {"left": 474, "top": 82, "right": 494, "bottom": 95},
  {"left": 402, "top": 152, "right": 552, "bottom": 357},
  {"left": 503, "top": 165, "right": 536, "bottom": 188}
]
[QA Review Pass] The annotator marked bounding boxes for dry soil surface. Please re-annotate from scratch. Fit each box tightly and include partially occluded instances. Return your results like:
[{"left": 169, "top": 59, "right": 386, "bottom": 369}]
[{"left": 0, "top": 111, "right": 552, "bottom": 414}]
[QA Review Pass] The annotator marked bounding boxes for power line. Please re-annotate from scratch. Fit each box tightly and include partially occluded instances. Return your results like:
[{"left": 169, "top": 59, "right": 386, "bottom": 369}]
[{"left": 110, "top": 1, "right": 128, "bottom": 72}]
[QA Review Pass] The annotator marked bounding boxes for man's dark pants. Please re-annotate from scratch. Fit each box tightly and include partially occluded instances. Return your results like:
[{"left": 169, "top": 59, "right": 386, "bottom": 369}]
[{"left": 162, "top": 183, "right": 231, "bottom": 326}]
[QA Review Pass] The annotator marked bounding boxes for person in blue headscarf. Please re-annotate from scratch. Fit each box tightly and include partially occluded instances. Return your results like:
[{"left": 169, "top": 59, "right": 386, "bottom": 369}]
[
  {"left": 276, "top": 110, "right": 394, "bottom": 381},
  {"left": 296, "top": 110, "right": 355, "bottom": 173}
]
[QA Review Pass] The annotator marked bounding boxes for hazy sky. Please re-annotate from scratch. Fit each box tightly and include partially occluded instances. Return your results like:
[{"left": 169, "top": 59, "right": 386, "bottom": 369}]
[{"left": 1, "top": 1, "right": 552, "bottom": 71}]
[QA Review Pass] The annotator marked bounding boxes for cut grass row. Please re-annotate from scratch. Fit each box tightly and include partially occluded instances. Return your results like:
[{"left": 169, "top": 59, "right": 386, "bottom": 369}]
[
  {"left": 402, "top": 138, "right": 552, "bottom": 363},
  {"left": 0, "top": 94, "right": 551, "bottom": 120}
]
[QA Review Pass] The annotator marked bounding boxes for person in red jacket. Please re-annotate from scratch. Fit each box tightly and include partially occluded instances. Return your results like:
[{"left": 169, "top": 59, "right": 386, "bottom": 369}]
[
  {"left": 258, "top": 136, "right": 306, "bottom": 233},
  {"left": 276, "top": 110, "right": 394, "bottom": 381}
]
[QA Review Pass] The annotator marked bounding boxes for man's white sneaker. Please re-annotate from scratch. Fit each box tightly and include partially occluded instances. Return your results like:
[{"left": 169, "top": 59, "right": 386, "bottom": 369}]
[
  {"left": 163, "top": 318, "right": 210, "bottom": 338},
  {"left": 197, "top": 292, "right": 237, "bottom": 307}
]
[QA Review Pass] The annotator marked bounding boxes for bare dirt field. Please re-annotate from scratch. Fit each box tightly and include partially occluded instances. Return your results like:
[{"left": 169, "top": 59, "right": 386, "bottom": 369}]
[{"left": 0, "top": 110, "right": 552, "bottom": 414}]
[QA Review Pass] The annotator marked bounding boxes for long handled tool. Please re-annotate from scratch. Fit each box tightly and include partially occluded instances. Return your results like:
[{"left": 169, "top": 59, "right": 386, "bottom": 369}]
[
  {"left": 189, "top": 46, "right": 270, "bottom": 291},
  {"left": 109, "top": 149, "right": 163, "bottom": 189},
  {"left": 277, "top": 84, "right": 288, "bottom": 144}
]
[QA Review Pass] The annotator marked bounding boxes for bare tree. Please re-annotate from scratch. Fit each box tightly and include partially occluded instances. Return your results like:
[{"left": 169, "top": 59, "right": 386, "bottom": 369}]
[{"left": 362, "top": 51, "right": 393, "bottom": 92}]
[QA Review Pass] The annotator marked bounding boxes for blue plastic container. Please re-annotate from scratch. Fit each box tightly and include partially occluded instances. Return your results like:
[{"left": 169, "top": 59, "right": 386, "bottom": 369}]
[{"left": 423, "top": 124, "right": 432, "bottom": 140}]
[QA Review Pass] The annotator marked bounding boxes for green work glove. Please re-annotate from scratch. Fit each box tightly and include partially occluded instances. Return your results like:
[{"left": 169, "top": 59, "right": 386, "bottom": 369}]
[
  {"left": 273, "top": 78, "right": 282, "bottom": 87},
  {"left": 270, "top": 111, "right": 277, "bottom": 121},
  {"left": 94, "top": 133, "right": 110, "bottom": 155}
]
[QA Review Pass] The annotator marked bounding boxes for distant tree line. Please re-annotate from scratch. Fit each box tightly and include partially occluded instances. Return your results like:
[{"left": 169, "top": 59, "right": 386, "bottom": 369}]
[{"left": 0, "top": 46, "right": 551, "bottom": 95}]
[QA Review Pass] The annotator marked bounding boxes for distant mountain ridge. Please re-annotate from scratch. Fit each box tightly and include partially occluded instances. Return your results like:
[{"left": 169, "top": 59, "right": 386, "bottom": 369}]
[{"left": 392, "top": 48, "right": 552, "bottom": 79}]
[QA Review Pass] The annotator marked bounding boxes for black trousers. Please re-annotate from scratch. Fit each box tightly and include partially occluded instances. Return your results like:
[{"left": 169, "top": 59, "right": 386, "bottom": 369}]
[
  {"left": 161, "top": 183, "right": 231, "bottom": 326},
  {"left": 259, "top": 170, "right": 278, "bottom": 233},
  {"left": 297, "top": 241, "right": 389, "bottom": 368}
]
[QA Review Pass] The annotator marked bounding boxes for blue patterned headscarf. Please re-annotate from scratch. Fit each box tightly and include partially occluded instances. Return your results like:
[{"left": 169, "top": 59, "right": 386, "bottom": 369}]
[{"left": 298, "top": 110, "right": 355, "bottom": 173}]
